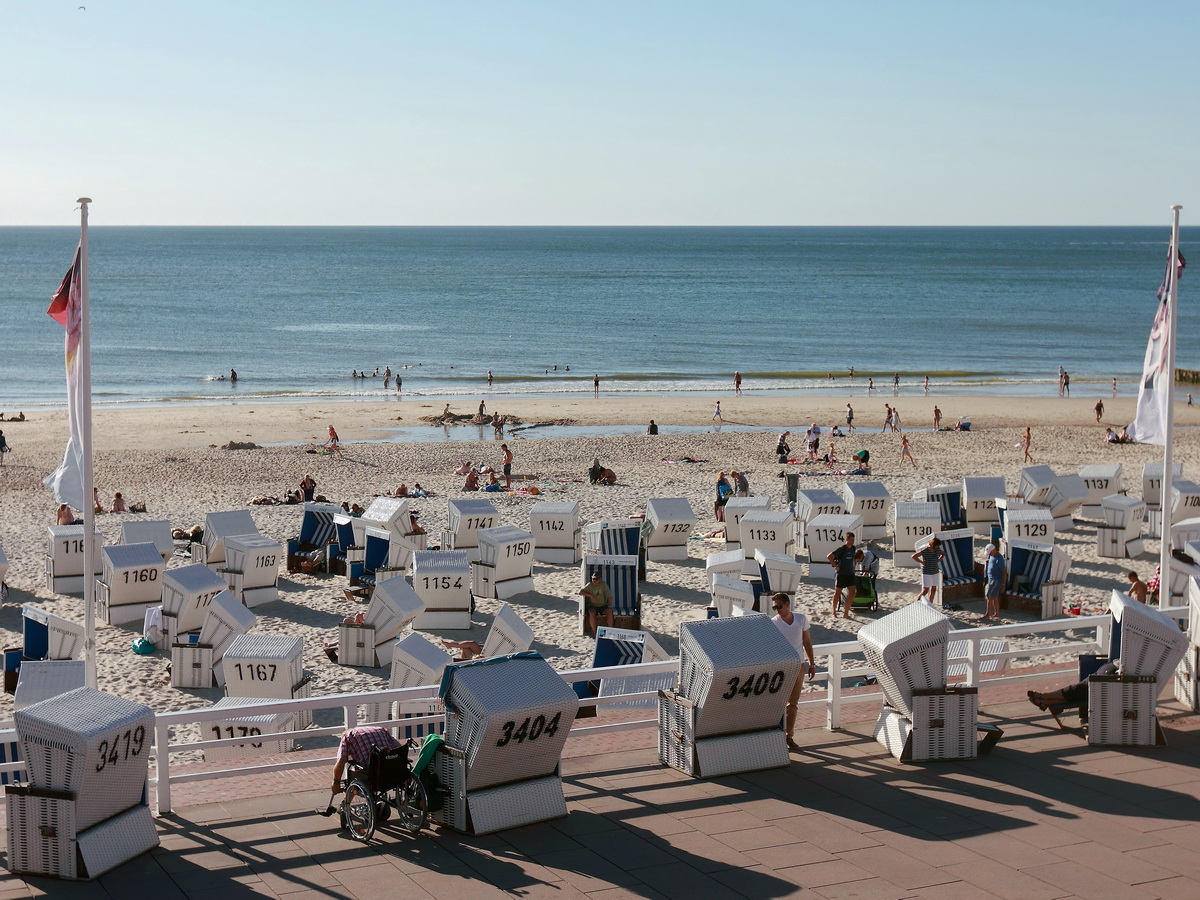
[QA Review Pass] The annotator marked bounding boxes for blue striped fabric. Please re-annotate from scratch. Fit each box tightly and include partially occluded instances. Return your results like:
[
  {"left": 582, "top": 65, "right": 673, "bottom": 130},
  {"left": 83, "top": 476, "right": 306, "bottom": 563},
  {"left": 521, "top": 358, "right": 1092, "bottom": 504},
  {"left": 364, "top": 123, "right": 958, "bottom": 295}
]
[
  {"left": 0, "top": 741, "right": 22, "bottom": 786},
  {"left": 300, "top": 508, "right": 336, "bottom": 548},
  {"left": 939, "top": 536, "right": 981, "bottom": 585},
  {"left": 1008, "top": 546, "right": 1053, "bottom": 598},
  {"left": 584, "top": 559, "right": 640, "bottom": 617},
  {"left": 934, "top": 490, "right": 965, "bottom": 528},
  {"left": 585, "top": 522, "right": 642, "bottom": 556}
]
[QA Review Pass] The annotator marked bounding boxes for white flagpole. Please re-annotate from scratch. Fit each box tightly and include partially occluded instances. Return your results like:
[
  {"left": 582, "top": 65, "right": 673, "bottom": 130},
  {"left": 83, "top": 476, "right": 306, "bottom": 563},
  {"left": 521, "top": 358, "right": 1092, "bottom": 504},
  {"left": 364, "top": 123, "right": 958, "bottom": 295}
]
[
  {"left": 1159, "top": 204, "right": 1182, "bottom": 606},
  {"left": 78, "top": 197, "right": 97, "bottom": 689}
]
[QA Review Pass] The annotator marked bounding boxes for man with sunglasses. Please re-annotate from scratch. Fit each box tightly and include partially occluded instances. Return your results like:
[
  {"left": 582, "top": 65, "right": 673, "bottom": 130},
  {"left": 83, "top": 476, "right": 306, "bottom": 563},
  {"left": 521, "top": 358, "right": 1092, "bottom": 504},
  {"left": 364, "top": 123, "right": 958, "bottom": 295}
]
[{"left": 770, "top": 592, "right": 816, "bottom": 751}]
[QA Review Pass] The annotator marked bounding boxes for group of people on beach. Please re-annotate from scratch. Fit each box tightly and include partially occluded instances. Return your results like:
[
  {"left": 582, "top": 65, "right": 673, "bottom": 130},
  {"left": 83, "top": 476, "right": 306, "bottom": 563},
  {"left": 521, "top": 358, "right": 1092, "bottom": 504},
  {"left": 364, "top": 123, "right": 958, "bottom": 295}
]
[{"left": 457, "top": 443, "right": 515, "bottom": 492}]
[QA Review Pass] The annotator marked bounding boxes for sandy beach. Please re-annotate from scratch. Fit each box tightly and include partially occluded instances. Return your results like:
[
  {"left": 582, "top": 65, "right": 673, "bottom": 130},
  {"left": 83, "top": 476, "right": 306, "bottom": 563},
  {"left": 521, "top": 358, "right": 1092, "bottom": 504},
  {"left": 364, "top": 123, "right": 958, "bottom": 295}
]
[{"left": 0, "top": 391, "right": 1195, "bottom": 729}]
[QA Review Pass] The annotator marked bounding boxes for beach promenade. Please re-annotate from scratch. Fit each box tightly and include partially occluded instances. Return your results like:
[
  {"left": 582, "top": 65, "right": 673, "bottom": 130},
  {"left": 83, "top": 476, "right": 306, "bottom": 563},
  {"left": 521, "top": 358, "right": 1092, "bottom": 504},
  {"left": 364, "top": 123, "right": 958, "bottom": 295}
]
[{"left": 3, "top": 676, "right": 1198, "bottom": 900}]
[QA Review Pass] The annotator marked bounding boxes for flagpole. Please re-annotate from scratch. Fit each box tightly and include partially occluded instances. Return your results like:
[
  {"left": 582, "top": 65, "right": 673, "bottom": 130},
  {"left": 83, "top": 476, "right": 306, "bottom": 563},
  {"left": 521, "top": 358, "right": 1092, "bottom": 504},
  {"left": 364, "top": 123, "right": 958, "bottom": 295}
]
[
  {"left": 78, "top": 197, "right": 97, "bottom": 690},
  {"left": 1159, "top": 204, "right": 1182, "bottom": 606}
]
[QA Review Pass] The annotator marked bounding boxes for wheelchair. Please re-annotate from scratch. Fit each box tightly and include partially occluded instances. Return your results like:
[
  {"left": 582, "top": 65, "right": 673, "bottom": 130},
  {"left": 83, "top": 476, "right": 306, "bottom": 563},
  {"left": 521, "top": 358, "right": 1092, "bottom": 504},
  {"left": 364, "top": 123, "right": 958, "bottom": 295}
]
[{"left": 340, "top": 740, "right": 429, "bottom": 841}]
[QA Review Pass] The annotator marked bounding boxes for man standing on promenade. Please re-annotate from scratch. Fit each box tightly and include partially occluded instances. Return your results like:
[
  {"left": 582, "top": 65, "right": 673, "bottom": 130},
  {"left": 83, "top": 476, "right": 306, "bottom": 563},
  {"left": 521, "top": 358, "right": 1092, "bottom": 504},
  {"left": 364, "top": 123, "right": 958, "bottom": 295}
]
[
  {"left": 734, "top": 371, "right": 742, "bottom": 394},
  {"left": 501, "top": 443, "right": 513, "bottom": 490},
  {"left": 770, "top": 593, "right": 815, "bottom": 750},
  {"left": 827, "top": 531, "right": 858, "bottom": 618}
]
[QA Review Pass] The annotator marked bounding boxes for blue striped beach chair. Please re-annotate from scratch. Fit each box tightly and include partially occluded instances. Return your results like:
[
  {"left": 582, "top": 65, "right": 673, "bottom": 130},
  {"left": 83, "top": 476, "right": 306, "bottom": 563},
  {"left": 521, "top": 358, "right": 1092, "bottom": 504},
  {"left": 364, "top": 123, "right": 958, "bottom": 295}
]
[
  {"left": 1003, "top": 540, "right": 1070, "bottom": 617},
  {"left": 936, "top": 528, "right": 984, "bottom": 600},
  {"left": 287, "top": 502, "right": 340, "bottom": 572},
  {"left": 580, "top": 553, "right": 640, "bottom": 631},
  {"left": 583, "top": 520, "right": 642, "bottom": 556},
  {"left": 915, "top": 485, "right": 966, "bottom": 529},
  {"left": 327, "top": 514, "right": 362, "bottom": 577}
]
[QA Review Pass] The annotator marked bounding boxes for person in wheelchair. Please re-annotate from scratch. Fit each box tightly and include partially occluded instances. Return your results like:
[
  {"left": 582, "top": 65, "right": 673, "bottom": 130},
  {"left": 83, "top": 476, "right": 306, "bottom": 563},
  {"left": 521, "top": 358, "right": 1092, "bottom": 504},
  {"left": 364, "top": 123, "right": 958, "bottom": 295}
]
[{"left": 331, "top": 724, "right": 401, "bottom": 797}]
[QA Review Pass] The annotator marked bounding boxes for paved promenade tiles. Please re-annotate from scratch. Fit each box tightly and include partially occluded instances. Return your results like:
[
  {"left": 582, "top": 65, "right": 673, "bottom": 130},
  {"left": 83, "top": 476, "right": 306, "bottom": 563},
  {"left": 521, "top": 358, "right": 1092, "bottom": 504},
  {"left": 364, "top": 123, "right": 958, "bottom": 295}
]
[{"left": 1, "top": 691, "right": 1198, "bottom": 899}]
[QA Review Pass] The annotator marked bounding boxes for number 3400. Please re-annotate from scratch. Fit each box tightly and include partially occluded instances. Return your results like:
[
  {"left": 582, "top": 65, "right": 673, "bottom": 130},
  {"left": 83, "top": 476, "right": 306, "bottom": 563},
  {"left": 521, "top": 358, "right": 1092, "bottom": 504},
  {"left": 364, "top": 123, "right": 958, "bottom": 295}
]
[{"left": 722, "top": 671, "right": 786, "bottom": 699}]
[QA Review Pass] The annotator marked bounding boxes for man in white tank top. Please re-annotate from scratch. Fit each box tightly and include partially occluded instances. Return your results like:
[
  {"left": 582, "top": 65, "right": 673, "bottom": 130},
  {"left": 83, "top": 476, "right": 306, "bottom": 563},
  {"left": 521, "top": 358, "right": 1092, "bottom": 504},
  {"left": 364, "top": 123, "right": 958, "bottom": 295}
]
[{"left": 770, "top": 593, "right": 815, "bottom": 751}]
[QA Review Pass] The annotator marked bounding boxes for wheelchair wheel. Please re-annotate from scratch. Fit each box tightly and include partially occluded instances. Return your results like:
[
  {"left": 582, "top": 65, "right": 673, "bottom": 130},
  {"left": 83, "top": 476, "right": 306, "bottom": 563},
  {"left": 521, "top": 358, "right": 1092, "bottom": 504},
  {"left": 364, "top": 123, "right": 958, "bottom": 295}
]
[
  {"left": 342, "top": 778, "right": 377, "bottom": 842},
  {"left": 376, "top": 799, "right": 392, "bottom": 823},
  {"left": 397, "top": 776, "right": 429, "bottom": 836}
]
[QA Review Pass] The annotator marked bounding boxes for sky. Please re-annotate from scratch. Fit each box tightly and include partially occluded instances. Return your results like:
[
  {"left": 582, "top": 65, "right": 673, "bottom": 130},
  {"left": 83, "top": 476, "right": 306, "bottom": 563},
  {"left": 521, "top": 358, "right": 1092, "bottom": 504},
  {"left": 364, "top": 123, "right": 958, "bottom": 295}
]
[{"left": 3, "top": 1, "right": 1198, "bottom": 226}]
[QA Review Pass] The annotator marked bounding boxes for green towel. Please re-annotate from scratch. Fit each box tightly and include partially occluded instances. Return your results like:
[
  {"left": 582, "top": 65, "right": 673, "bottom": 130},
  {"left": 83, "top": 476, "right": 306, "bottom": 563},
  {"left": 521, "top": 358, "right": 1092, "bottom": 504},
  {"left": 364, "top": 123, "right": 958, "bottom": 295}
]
[{"left": 412, "top": 732, "right": 443, "bottom": 777}]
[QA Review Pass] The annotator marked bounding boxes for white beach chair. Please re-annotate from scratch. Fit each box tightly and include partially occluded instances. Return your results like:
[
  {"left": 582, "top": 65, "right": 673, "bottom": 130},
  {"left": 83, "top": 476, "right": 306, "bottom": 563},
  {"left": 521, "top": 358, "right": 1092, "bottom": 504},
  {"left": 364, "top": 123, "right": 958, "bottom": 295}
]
[
  {"left": 471, "top": 525, "right": 535, "bottom": 599},
  {"left": 842, "top": 481, "right": 891, "bottom": 540},
  {"left": 642, "top": 498, "right": 697, "bottom": 561},
  {"left": 961, "top": 476, "right": 1005, "bottom": 533},
  {"left": 119, "top": 520, "right": 174, "bottom": 563},
  {"left": 194, "top": 510, "right": 259, "bottom": 567},
  {"left": 804, "top": 513, "right": 863, "bottom": 583},
  {"left": 44, "top": 525, "right": 103, "bottom": 595},
  {"left": 95, "top": 543, "right": 165, "bottom": 627},
  {"left": 529, "top": 500, "right": 581, "bottom": 564},
  {"left": 890, "top": 501, "right": 940, "bottom": 569},
  {"left": 412, "top": 550, "right": 472, "bottom": 630},
  {"left": 661, "top": 617, "right": 801, "bottom": 777}
]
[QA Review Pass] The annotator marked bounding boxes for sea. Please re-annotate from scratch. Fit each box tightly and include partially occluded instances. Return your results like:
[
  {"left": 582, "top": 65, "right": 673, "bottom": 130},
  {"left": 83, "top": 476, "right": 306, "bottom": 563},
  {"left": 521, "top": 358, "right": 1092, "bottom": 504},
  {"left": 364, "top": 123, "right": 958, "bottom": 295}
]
[{"left": 1, "top": 226, "right": 1195, "bottom": 412}]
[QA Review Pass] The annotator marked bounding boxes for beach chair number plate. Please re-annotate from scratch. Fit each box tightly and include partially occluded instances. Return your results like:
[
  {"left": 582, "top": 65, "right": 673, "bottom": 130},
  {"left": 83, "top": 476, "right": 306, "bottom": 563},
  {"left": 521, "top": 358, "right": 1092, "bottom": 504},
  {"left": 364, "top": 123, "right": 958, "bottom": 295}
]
[
  {"left": 122, "top": 569, "right": 158, "bottom": 584},
  {"left": 496, "top": 711, "right": 562, "bottom": 747},
  {"left": 232, "top": 663, "right": 277, "bottom": 682},
  {"left": 904, "top": 526, "right": 934, "bottom": 536},
  {"left": 660, "top": 524, "right": 691, "bottom": 533},
  {"left": 1014, "top": 524, "right": 1049, "bottom": 538},
  {"left": 747, "top": 529, "right": 778, "bottom": 541},
  {"left": 421, "top": 576, "right": 464, "bottom": 590},
  {"left": 538, "top": 521, "right": 565, "bottom": 531},
  {"left": 811, "top": 528, "right": 843, "bottom": 542},
  {"left": 95, "top": 725, "right": 147, "bottom": 772},
  {"left": 504, "top": 543, "right": 532, "bottom": 557},
  {"left": 255, "top": 555, "right": 277, "bottom": 567},
  {"left": 465, "top": 517, "right": 494, "bottom": 529},
  {"left": 722, "top": 671, "right": 786, "bottom": 700}
]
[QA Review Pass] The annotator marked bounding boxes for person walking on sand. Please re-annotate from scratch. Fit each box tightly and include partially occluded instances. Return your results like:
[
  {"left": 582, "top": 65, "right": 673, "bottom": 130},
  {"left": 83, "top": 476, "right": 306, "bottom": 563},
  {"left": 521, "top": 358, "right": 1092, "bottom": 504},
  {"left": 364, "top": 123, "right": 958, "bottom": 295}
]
[
  {"left": 828, "top": 531, "right": 859, "bottom": 619},
  {"left": 892, "top": 407, "right": 902, "bottom": 433},
  {"left": 893, "top": 373, "right": 900, "bottom": 391},
  {"left": 846, "top": 403, "right": 854, "bottom": 434},
  {"left": 1022, "top": 426, "right": 1033, "bottom": 463},
  {"left": 713, "top": 401, "right": 723, "bottom": 422},
  {"left": 733, "top": 371, "right": 742, "bottom": 395},
  {"left": 1190, "top": 393, "right": 1195, "bottom": 407},
  {"left": 487, "top": 369, "right": 493, "bottom": 385},
  {"left": 913, "top": 537, "right": 944, "bottom": 605},
  {"left": 900, "top": 434, "right": 916, "bottom": 467},
  {"left": 501, "top": 442, "right": 513, "bottom": 490},
  {"left": 923, "top": 375, "right": 929, "bottom": 393},
  {"left": 880, "top": 404, "right": 893, "bottom": 433},
  {"left": 0, "top": 429, "right": 9, "bottom": 464},
  {"left": 326, "top": 425, "right": 344, "bottom": 458},
  {"left": 933, "top": 405, "right": 942, "bottom": 430},
  {"left": 867, "top": 377, "right": 874, "bottom": 393},
  {"left": 1094, "top": 399, "right": 1104, "bottom": 422}
]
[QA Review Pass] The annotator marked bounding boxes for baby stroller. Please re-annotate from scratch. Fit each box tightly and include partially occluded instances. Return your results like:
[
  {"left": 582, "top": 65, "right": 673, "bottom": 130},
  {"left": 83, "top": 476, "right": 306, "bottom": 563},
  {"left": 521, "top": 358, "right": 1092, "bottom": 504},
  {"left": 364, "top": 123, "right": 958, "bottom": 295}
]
[{"left": 851, "top": 548, "right": 880, "bottom": 612}]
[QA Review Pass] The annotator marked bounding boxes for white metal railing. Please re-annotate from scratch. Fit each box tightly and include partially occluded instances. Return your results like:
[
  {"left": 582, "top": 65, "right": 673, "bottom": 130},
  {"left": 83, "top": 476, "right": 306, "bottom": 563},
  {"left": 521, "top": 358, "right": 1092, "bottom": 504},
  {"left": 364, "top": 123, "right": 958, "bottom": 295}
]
[{"left": 0, "top": 607, "right": 1187, "bottom": 814}]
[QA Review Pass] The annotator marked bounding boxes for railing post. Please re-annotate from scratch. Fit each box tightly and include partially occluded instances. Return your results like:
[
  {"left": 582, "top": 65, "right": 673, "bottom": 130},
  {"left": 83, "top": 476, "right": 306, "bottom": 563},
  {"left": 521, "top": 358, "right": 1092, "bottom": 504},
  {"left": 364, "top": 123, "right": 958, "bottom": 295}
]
[
  {"left": 964, "top": 637, "right": 979, "bottom": 688},
  {"left": 826, "top": 651, "right": 843, "bottom": 730},
  {"left": 344, "top": 701, "right": 358, "bottom": 730},
  {"left": 154, "top": 718, "right": 172, "bottom": 815}
]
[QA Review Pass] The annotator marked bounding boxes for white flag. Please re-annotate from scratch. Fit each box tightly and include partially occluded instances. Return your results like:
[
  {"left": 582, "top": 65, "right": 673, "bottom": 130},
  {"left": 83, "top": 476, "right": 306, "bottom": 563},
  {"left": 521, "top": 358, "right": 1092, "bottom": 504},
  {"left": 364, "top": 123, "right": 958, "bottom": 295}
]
[
  {"left": 43, "top": 244, "right": 87, "bottom": 511},
  {"left": 1127, "top": 246, "right": 1184, "bottom": 446}
]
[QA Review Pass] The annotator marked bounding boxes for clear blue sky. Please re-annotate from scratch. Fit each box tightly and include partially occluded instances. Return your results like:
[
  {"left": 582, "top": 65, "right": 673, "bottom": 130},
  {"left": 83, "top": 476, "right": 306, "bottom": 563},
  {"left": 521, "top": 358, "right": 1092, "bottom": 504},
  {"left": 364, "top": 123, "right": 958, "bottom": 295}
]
[{"left": 4, "top": 1, "right": 1197, "bottom": 225}]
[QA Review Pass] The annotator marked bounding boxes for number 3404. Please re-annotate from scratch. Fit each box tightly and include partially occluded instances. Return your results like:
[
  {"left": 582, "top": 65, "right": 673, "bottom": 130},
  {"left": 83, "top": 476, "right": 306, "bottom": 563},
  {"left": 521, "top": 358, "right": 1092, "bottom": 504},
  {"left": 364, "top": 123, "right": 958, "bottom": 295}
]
[{"left": 496, "top": 711, "right": 562, "bottom": 747}]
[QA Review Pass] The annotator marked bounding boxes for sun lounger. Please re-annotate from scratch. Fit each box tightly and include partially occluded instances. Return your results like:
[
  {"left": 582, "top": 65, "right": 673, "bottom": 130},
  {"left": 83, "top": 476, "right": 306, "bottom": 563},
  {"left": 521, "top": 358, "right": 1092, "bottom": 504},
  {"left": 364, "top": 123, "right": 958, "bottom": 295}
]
[
  {"left": 1003, "top": 539, "right": 1071, "bottom": 617},
  {"left": 286, "top": 502, "right": 340, "bottom": 572}
]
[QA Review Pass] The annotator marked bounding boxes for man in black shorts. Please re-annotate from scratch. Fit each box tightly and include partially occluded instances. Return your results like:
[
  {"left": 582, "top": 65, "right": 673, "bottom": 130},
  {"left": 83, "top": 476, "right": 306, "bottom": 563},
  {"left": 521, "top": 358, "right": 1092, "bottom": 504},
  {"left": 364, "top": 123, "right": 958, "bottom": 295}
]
[
  {"left": 501, "top": 443, "right": 513, "bottom": 490},
  {"left": 827, "top": 531, "right": 858, "bottom": 618}
]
